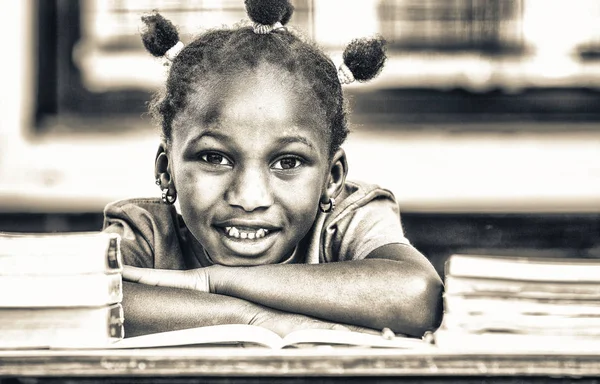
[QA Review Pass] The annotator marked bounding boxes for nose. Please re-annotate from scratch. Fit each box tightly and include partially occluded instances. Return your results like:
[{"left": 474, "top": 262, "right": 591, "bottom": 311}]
[{"left": 226, "top": 166, "right": 273, "bottom": 211}]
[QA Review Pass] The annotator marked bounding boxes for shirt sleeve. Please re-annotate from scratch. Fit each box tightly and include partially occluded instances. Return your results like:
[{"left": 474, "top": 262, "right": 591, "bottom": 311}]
[
  {"left": 325, "top": 190, "right": 410, "bottom": 262},
  {"left": 102, "top": 199, "right": 199, "bottom": 270},
  {"left": 102, "top": 200, "right": 156, "bottom": 268}
]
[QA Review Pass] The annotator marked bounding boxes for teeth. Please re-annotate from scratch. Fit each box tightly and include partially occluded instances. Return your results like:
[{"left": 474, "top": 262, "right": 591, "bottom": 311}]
[
  {"left": 228, "top": 227, "right": 239, "bottom": 238},
  {"left": 224, "top": 226, "right": 270, "bottom": 240}
]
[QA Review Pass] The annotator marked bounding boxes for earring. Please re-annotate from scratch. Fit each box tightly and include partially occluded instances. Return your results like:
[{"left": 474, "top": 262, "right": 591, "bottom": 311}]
[
  {"left": 161, "top": 188, "right": 177, "bottom": 205},
  {"left": 319, "top": 198, "right": 336, "bottom": 213},
  {"left": 155, "top": 178, "right": 161, "bottom": 186}
]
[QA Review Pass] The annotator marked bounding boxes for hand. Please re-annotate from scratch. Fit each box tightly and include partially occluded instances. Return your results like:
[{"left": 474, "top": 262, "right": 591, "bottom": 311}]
[
  {"left": 122, "top": 265, "right": 210, "bottom": 292},
  {"left": 247, "top": 307, "right": 351, "bottom": 337}
]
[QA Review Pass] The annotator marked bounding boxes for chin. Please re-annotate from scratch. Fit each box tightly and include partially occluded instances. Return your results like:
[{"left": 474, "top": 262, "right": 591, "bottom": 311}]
[{"left": 212, "top": 253, "right": 282, "bottom": 267}]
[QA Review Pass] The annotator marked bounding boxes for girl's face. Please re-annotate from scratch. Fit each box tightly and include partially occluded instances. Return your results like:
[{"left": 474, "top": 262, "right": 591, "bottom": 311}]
[{"left": 166, "top": 65, "right": 334, "bottom": 266}]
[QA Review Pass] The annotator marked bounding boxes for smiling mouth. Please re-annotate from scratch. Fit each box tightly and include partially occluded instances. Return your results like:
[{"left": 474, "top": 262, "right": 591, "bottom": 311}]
[
  {"left": 223, "top": 226, "right": 270, "bottom": 240},
  {"left": 214, "top": 224, "right": 280, "bottom": 258}
]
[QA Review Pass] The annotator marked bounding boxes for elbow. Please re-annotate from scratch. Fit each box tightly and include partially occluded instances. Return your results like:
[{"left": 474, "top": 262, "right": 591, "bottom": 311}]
[
  {"left": 388, "top": 269, "right": 444, "bottom": 337},
  {"left": 413, "top": 270, "right": 444, "bottom": 336}
]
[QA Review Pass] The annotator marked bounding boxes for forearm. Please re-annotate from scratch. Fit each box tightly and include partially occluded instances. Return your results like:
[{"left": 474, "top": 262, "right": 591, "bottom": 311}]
[
  {"left": 122, "top": 281, "right": 357, "bottom": 337},
  {"left": 122, "top": 281, "right": 258, "bottom": 337},
  {"left": 211, "top": 248, "right": 443, "bottom": 336}
]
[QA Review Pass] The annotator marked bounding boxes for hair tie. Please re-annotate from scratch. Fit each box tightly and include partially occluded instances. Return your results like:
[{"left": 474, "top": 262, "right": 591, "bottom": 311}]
[
  {"left": 165, "top": 41, "right": 184, "bottom": 61},
  {"left": 253, "top": 21, "right": 285, "bottom": 35},
  {"left": 337, "top": 63, "right": 355, "bottom": 85}
]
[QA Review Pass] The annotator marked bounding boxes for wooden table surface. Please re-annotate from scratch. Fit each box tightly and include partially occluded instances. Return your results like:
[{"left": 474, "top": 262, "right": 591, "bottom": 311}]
[{"left": 1, "top": 348, "right": 600, "bottom": 379}]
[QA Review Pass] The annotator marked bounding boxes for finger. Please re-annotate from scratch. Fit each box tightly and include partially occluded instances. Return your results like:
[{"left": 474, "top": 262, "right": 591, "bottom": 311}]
[
  {"left": 122, "top": 266, "right": 193, "bottom": 290},
  {"left": 121, "top": 265, "right": 147, "bottom": 283},
  {"left": 345, "top": 325, "right": 381, "bottom": 335},
  {"left": 328, "top": 324, "right": 351, "bottom": 332},
  {"left": 305, "top": 320, "right": 350, "bottom": 332}
]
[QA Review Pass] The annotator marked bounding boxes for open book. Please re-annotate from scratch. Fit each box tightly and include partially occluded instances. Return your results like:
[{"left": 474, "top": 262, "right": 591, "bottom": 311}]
[{"left": 81, "top": 324, "right": 433, "bottom": 350}]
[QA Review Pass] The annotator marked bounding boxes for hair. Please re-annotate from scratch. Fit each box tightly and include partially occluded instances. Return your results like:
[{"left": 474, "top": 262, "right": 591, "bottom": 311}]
[{"left": 141, "top": 1, "right": 386, "bottom": 157}]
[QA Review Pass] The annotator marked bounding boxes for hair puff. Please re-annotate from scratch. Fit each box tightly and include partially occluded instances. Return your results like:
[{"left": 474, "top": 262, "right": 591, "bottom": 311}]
[
  {"left": 245, "top": 0, "right": 294, "bottom": 25},
  {"left": 141, "top": 12, "right": 180, "bottom": 57},
  {"left": 342, "top": 36, "right": 387, "bottom": 82}
]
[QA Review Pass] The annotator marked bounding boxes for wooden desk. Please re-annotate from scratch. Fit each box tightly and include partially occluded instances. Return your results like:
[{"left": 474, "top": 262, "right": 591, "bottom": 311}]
[{"left": 2, "top": 348, "right": 600, "bottom": 382}]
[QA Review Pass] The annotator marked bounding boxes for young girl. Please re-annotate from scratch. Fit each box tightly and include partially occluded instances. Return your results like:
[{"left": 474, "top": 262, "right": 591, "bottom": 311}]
[{"left": 103, "top": 0, "right": 443, "bottom": 338}]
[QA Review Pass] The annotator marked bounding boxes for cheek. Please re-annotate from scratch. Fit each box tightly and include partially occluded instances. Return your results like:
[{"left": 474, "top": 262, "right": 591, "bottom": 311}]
[
  {"left": 273, "top": 171, "right": 324, "bottom": 224},
  {"left": 175, "top": 168, "right": 229, "bottom": 217}
]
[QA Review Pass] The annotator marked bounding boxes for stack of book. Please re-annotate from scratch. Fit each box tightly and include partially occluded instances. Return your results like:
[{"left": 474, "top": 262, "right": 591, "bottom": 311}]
[
  {"left": 435, "top": 253, "right": 600, "bottom": 352},
  {"left": 0, "top": 231, "right": 124, "bottom": 349}
]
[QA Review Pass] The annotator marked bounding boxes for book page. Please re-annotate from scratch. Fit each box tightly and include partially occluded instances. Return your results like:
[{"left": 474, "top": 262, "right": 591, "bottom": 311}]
[
  {"left": 104, "top": 324, "right": 285, "bottom": 349},
  {"left": 82, "top": 325, "right": 433, "bottom": 350},
  {"left": 435, "top": 330, "right": 600, "bottom": 353},
  {"left": 445, "top": 275, "right": 600, "bottom": 299},
  {"left": 281, "top": 329, "right": 433, "bottom": 349},
  {"left": 447, "top": 254, "right": 600, "bottom": 282}
]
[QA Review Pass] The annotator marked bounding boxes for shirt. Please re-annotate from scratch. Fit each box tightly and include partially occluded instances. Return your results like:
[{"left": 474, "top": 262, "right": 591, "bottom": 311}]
[{"left": 102, "top": 180, "right": 410, "bottom": 269}]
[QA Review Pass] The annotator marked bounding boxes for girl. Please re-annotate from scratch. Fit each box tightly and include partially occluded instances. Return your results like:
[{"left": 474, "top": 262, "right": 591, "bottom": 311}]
[{"left": 103, "top": 0, "right": 443, "bottom": 338}]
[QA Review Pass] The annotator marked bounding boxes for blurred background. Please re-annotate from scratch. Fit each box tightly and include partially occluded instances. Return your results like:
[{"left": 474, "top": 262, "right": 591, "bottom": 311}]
[{"left": 1, "top": 0, "right": 599, "bottom": 276}]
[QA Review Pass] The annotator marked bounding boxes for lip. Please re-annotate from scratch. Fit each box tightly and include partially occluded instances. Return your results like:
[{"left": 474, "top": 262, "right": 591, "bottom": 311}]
[{"left": 214, "top": 219, "right": 280, "bottom": 231}]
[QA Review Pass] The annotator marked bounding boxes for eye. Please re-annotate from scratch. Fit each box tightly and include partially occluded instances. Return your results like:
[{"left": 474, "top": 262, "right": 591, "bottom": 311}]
[
  {"left": 200, "top": 152, "right": 232, "bottom": 166},
  {"left": 272, "top": 156, "right": 303, "bottom": 170}
]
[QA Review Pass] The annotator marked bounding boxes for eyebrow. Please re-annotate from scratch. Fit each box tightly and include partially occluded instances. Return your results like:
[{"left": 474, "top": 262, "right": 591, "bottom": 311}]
[
  {"left": 185, "top": 130, "right": 231, "bottom": 149},
  {"left": 186, "top": 131, "right": 316, "bottom": 151},
  {"left": 275, "top": 136, "right": 316, "bottom": 151}
]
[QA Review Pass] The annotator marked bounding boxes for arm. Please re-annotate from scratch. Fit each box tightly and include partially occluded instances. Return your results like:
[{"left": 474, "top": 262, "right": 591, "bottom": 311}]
[
  {"left": 210, "top": 243, "right": 443, "bottom": 337},
  {"left": 104, "top": 202, "right": 370, "bottom": 337},
  {"left": 126, "top": 244, "right": 443, "bottom": 337},
  {"left": 122, "top": 281, "right": 356, "bottom": 337}
]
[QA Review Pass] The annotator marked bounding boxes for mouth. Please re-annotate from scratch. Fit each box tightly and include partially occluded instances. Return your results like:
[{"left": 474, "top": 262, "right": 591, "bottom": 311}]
[
  {"left": 222, "top": 226, "right": 270, "bottom": 240},
  {"left": 214, "top": 224, "right": 281, "bottom": 257}
]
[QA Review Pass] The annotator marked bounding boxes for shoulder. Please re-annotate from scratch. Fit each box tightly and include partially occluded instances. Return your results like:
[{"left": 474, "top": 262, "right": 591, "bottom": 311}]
[
  {"left": 104, "top": 197, "right": 173, "bottom": 217},
  {"left": 343, "top": 180, "right": 397, "bottom": 200},
  {"left": 331, "top": 180, "right": 399, "bottom": 221},
  {"left": 103, "top": 198, "right": 187, "bottom": 269},
  {"left": 319, "top": 180, "right": 408, "bottom": 262},
  {"left": 104, "top": 197, "right": 180, "bottom": 235},
  {"left": 104, "top": 197, "right": 183, "bottom": 229}
]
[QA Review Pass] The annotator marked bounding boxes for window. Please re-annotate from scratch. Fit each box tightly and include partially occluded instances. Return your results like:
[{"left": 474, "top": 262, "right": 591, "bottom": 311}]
[
  {"left": 378, "top": 0, "right": 524, "bottom": 53},
  {"left": 34, "top": 0, "right": 600, "bottom": 131}
]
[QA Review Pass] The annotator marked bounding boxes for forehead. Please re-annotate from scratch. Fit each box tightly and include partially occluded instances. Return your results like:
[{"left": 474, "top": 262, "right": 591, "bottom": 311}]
[{"left": 171, "top": 63, "right": 329, "bottom": 152}]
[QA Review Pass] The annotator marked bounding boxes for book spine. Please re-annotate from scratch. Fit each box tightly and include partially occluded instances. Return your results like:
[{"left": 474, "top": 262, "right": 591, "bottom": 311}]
[
  {"left": 109, "top": 304, "right": 125, "bottom": 340},
  {"left": 0, "top": 232, "right": 122, "bottom": 275},
  {"left": 106, "top": 235, "right": 121, "bottom": 270},
  {"left": 0, "top": 273, "right": 123, "bottom": 307}
]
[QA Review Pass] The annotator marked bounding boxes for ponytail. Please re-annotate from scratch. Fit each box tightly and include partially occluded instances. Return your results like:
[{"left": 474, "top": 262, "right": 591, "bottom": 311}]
[
  {"left": 339, "top": 36, "right": 387, "bottom": 84},
  {"left": 245, "top": 0, "right": 294, "bottom": 26},
  {"left": 141, "top": 12, "right": 180, "bottom": 58}
]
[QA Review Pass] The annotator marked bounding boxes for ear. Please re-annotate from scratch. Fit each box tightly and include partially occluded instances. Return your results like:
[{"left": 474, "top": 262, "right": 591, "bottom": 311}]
[
  {"left": 321, "top": 148, "right": 348, "bottom": 204},
  {"left": 154, "top": 142, "right": 174, "bottom": 188}
]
